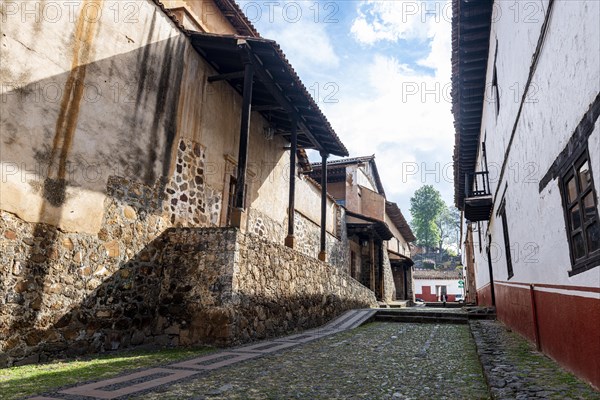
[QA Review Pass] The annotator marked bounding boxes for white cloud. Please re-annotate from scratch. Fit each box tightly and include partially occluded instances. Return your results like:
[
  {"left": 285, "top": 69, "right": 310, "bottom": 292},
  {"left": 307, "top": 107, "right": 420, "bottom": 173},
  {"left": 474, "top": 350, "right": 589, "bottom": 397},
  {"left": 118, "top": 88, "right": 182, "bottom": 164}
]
[
  {"left": 247, "top": 1, "right": 340, "bottom": 75},
  {"left": 262, "top": 23, "right": 339, "bottom": 72},
  {"left": 351, "top": 0, "right": 448, "bottom": 45},
  {"left": 325, "top": 2, "right": 455, "bottom": 212},
  {"left": 244, "top": 0, "right": 456, "bottom": 215}
]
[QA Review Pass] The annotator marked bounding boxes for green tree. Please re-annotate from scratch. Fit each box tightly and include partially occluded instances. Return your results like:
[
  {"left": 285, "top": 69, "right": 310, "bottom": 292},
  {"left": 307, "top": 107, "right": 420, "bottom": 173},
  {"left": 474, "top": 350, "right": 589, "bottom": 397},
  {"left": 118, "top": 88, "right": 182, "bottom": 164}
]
[
  {"left": 409, "top": 185, "right": 444, "bottom": 251},
  {"left": 435, "top": 204, "right": 461, "bottom": 258}
]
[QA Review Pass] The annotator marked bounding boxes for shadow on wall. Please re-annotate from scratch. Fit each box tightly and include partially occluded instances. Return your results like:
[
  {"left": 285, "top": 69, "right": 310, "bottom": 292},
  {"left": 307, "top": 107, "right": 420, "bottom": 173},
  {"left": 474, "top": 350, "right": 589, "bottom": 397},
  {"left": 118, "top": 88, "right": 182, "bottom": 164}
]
[
  {"left": 1, "top": 225, "right": 236, "bottom": 366},
  {"left": 0, "top": 223, "right": 371, "bottom": 367},
  {"left": 1, "top": 29, "right": 187, "bottom": 365},
  {"left": 1, "top": 4, "right": 367, "bottom": 366}
]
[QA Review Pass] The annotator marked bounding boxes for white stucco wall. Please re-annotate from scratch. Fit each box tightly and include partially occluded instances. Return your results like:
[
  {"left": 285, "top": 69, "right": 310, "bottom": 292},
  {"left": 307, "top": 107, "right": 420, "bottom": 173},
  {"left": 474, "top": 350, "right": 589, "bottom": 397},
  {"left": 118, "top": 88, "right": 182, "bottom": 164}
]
[
  {"left": 414, "top": 278, "right": 461, "bottom": 297},
  {"left": 468, "top": 1, "right": 600, "bottom": 291}
]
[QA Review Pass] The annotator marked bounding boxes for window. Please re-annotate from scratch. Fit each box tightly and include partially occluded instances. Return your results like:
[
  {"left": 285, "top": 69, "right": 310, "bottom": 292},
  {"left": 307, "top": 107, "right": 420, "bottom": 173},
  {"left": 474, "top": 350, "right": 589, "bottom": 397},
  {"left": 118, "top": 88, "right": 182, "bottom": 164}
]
[
  {"left": 226, "top": 176, "right": 237, "bottom": 226},
  {"left": 226, "top": 176, "right": 248, "bottom": 226},
  {"left": 492, "top": 38, "right": 500, "bottom": 117},
  {"left": 560, "top": 148, "right": 600, "bottom": 275},
  {"left": 498, "top": 200, "right": 513, "bottom": 279}
]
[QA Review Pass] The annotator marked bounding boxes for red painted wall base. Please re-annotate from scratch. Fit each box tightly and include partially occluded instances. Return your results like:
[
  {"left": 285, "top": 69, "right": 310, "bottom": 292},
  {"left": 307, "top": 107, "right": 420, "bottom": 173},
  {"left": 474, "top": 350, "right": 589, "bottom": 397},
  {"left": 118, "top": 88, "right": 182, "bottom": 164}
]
[
  {"left": 478, "top": 283, "right": 600, "bottom": 390},
  {"left": 476, "top": 284, "right": 493, "bottom": 307}
]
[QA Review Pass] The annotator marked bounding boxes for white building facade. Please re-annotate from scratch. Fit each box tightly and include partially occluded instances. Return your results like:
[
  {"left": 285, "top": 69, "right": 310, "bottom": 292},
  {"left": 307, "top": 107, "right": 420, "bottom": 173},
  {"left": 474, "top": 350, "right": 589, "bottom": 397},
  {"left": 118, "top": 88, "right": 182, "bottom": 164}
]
[
  {"left": 453, "top": 0, "right": 599, "bottom": 389},
  {"left": 413, "top": 270, "right": 462, "bottom": 302}
]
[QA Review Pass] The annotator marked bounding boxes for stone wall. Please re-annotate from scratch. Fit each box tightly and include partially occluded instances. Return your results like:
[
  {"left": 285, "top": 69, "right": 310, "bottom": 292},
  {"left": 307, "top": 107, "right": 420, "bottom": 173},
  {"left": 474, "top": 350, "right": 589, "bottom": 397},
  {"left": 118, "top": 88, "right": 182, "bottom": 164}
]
[
  {"left": 327, "top": 208, "right": 350, "bottom": 273},
  {"left": 382, "top": 243, "right": 396, "bottom": 302},
  {"left": 246, "top": 206, "right": 350, "bottom": 273},
  {"left": 0, "top": 221, "right": 375, "bottom": 366},
  {"left": 247, "top": 208, "right": 285, "bottom": 241},
  {"left": 0, "top": 137, "right": 222, "bottom": 367},
  {"left": 232, "top": 230, "right": 376, "bottom": 341}
]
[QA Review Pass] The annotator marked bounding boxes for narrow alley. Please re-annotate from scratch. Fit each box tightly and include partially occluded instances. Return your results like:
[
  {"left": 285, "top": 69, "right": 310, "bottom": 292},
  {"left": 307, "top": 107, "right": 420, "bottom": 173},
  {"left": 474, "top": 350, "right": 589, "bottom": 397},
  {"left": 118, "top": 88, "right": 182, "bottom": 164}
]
[
  {"left": 1, "top": 0, "right": 599, "bottom": 398},
  {"left": 24, "top": 308, "right": 599, "bottom": 400}
]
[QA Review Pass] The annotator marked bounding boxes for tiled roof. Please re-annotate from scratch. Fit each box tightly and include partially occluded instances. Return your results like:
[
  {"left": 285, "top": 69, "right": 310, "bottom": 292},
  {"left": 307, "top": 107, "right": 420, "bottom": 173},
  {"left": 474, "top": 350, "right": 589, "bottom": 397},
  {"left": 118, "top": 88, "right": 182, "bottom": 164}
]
[
  {"left": 385, "top": 201, "right": 416, "bottom": 242},
  {"left": 310, "top": 155, "right": 384, "bottom": 195},
  {"left": 152, "top": 0, "right": 259, "bottom": 37},
  {"left": 451, "top": 0, "right": 494, "bottom": 208},
  {"left": 413, "top": 269, "right": 461, "bottom": 280}
]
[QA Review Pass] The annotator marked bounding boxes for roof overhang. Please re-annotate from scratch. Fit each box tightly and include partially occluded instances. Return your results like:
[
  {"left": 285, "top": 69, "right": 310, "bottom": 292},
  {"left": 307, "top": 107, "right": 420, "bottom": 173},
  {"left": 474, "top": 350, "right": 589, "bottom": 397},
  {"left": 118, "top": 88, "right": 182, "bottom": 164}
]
[
  {"left": 385, "top": 201, "right": 416, "bottom": 242},
  {"left": 388, "top": 249, "right": 415, "bottom": 267},
  {"left": 189, "top": 33, "right": 348, "bottom": 157},
  {"left": 346, "top": 210, "right": 393, "bottom": 241},
  {"left": 310, "top": 155, "right": 385, "bottom": 195},
  {"left": 452, "top": 0, "right": 494, "bottom": 209}
]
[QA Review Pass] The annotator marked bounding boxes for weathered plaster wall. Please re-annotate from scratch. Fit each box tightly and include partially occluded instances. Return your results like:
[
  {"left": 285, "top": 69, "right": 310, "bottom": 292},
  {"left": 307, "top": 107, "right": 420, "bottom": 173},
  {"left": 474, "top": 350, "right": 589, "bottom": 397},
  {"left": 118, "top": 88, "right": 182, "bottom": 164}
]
[
  {"left": 470, "top": 0, "right": 600, "bottom": 294},
  {"left": 0, "top": 0, "right": 295, "bottom": 238},
  {"left": 294, "top": 176, "right": 338, "bottom": 236},
  {"left": 385, "top": 213, "right": 411, "bottom": 257},
  {"left": 0, "top": 0, "right": 187, "bottom": 233},
  {"left": 161, "top": 0, "right": 239, "bottom": 34},
  {"left": 463, "top": 1, "right": 600, "bottom": 388}
]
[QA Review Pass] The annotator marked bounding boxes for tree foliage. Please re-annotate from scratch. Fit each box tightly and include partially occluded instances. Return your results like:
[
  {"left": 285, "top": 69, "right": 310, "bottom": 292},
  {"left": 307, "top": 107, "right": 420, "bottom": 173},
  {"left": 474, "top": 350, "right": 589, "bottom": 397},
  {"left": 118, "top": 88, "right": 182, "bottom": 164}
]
[
  {"left": 409, "top": 185, "right": 444, "bottom": 250},
  {"left": 435, "top": 204, "right": 461, "bottom": 254}
]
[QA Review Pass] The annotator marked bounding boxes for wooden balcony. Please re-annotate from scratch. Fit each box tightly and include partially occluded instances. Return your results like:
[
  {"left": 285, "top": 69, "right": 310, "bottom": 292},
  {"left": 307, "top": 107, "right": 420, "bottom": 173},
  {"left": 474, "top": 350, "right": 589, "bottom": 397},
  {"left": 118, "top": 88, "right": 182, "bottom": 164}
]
[{"left": 464, "top": 171, "right": 493, "bottom": 222}]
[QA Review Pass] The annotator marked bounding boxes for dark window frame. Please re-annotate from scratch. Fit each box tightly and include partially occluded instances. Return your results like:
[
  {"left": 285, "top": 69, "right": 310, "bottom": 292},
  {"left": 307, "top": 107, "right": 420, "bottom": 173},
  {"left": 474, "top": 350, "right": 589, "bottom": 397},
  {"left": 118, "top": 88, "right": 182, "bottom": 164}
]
[
  {"left": 498, "top": 199, "right": 513, "bottom": 280},
  {"left": 226, "top": 176, "right": 248, "bottom": 226},
  {"left": 492, "top": 38, "right": 500, "bottom": 118},
  {"left": 559, "top": 146, "right": 600, "bottom": 276},
  {"left": 477, "top": 221, "right": 483, "bottom": 253}
]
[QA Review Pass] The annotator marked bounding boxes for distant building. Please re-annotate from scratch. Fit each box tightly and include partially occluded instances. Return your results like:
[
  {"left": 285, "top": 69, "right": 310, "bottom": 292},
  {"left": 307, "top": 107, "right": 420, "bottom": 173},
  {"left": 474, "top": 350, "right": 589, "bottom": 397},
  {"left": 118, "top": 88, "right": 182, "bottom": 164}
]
[
  {"left": 310, "top": 156, "right": 416, "bottom": 302},
  {"left": 413, "top": 269, "right": 462, "bottom": 302},
  {"left": 452, "top": 0, "right": 599, "bottom": 389}
]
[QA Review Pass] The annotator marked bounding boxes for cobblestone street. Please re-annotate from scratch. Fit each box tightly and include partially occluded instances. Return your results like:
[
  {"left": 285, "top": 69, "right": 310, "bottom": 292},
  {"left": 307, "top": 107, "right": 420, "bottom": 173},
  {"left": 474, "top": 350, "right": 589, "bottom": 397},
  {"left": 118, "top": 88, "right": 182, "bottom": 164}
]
[
  {"left": 135, "top": 322, "right": 489, "bottom": 400},
  {"left": 22, "top": 310, "right": 600, "bottom": 400}
]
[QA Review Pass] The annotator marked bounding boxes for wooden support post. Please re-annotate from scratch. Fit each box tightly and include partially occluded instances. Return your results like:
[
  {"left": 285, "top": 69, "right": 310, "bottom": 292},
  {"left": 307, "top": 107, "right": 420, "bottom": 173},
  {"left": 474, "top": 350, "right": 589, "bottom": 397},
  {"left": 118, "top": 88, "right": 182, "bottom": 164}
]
[
  {"left": 486, "top": 235, "right": 496, "bottom": 306},
  {"left": 403, "top": 265, "right": 409, "bottom": 301},
  {"left": 369, "top": 237, "right": 376, "bottom": 292},
  {"left": 285, "top": 118, "right": 298, "bottom": 248},
  {"left": 318, "top": 151, "right": 328, "bottom": 261},
  {"left": 231, "top": 60, "right": 254, "bottom": 228},
  {"left": 530, "top": 284, "right": 542, "bottom": 351}
]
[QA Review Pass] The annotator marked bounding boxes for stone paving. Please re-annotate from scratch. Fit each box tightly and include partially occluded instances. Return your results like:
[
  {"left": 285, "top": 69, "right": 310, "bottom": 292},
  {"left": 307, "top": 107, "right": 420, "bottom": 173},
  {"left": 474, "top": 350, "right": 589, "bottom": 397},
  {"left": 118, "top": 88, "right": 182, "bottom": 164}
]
[
  {"left": 470, "top": 320, "right": 600, "bottom": 400},
  {"left": 26, "top": 308, "right": 600, "bottom": 400},
  {"left": 133, "top": 322, "right": 489, "bottom": 400},
  {"left": 28, "top": 309, "right": 377, "bottom": 400}
]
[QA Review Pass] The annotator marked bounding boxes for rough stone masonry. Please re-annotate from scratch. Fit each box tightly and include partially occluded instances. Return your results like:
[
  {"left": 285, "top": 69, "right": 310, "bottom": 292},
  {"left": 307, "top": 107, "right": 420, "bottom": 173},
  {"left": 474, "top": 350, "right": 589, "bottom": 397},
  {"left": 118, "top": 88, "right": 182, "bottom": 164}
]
[{"left": 0, "top": 207, "right": 376, "bottom": 367}]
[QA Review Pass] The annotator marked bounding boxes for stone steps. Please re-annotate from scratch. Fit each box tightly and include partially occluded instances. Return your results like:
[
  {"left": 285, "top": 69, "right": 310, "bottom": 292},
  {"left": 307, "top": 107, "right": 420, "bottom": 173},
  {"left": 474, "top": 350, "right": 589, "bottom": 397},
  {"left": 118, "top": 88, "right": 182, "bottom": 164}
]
[
  {"left": 425, "top": 302, "right": 463, "bottom": 308},
  {"left": 371, "top": 308, "right": 496, "bottom": 324},
  {"left": 373, "top": 314, "right": 469, "bottom": 325}
]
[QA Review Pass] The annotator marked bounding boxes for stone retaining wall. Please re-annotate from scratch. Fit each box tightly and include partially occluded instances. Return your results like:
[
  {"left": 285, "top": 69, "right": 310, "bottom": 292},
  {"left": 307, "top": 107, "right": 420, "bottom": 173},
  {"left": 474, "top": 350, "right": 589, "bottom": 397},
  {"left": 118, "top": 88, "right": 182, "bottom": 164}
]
[
  {"left": 0, "top": 223, "right": 375, "bottom": 366},
  {"left": 232, "top": 229, "right": 376, "bottom": 342}
]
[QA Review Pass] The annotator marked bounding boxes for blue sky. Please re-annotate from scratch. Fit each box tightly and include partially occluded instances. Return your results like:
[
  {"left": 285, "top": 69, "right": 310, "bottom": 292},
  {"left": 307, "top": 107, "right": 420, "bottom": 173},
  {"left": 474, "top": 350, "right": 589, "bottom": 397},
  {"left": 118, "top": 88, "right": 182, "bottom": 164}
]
[{"left": 236, "top": 0, "right": 456, "bottom": 219}]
